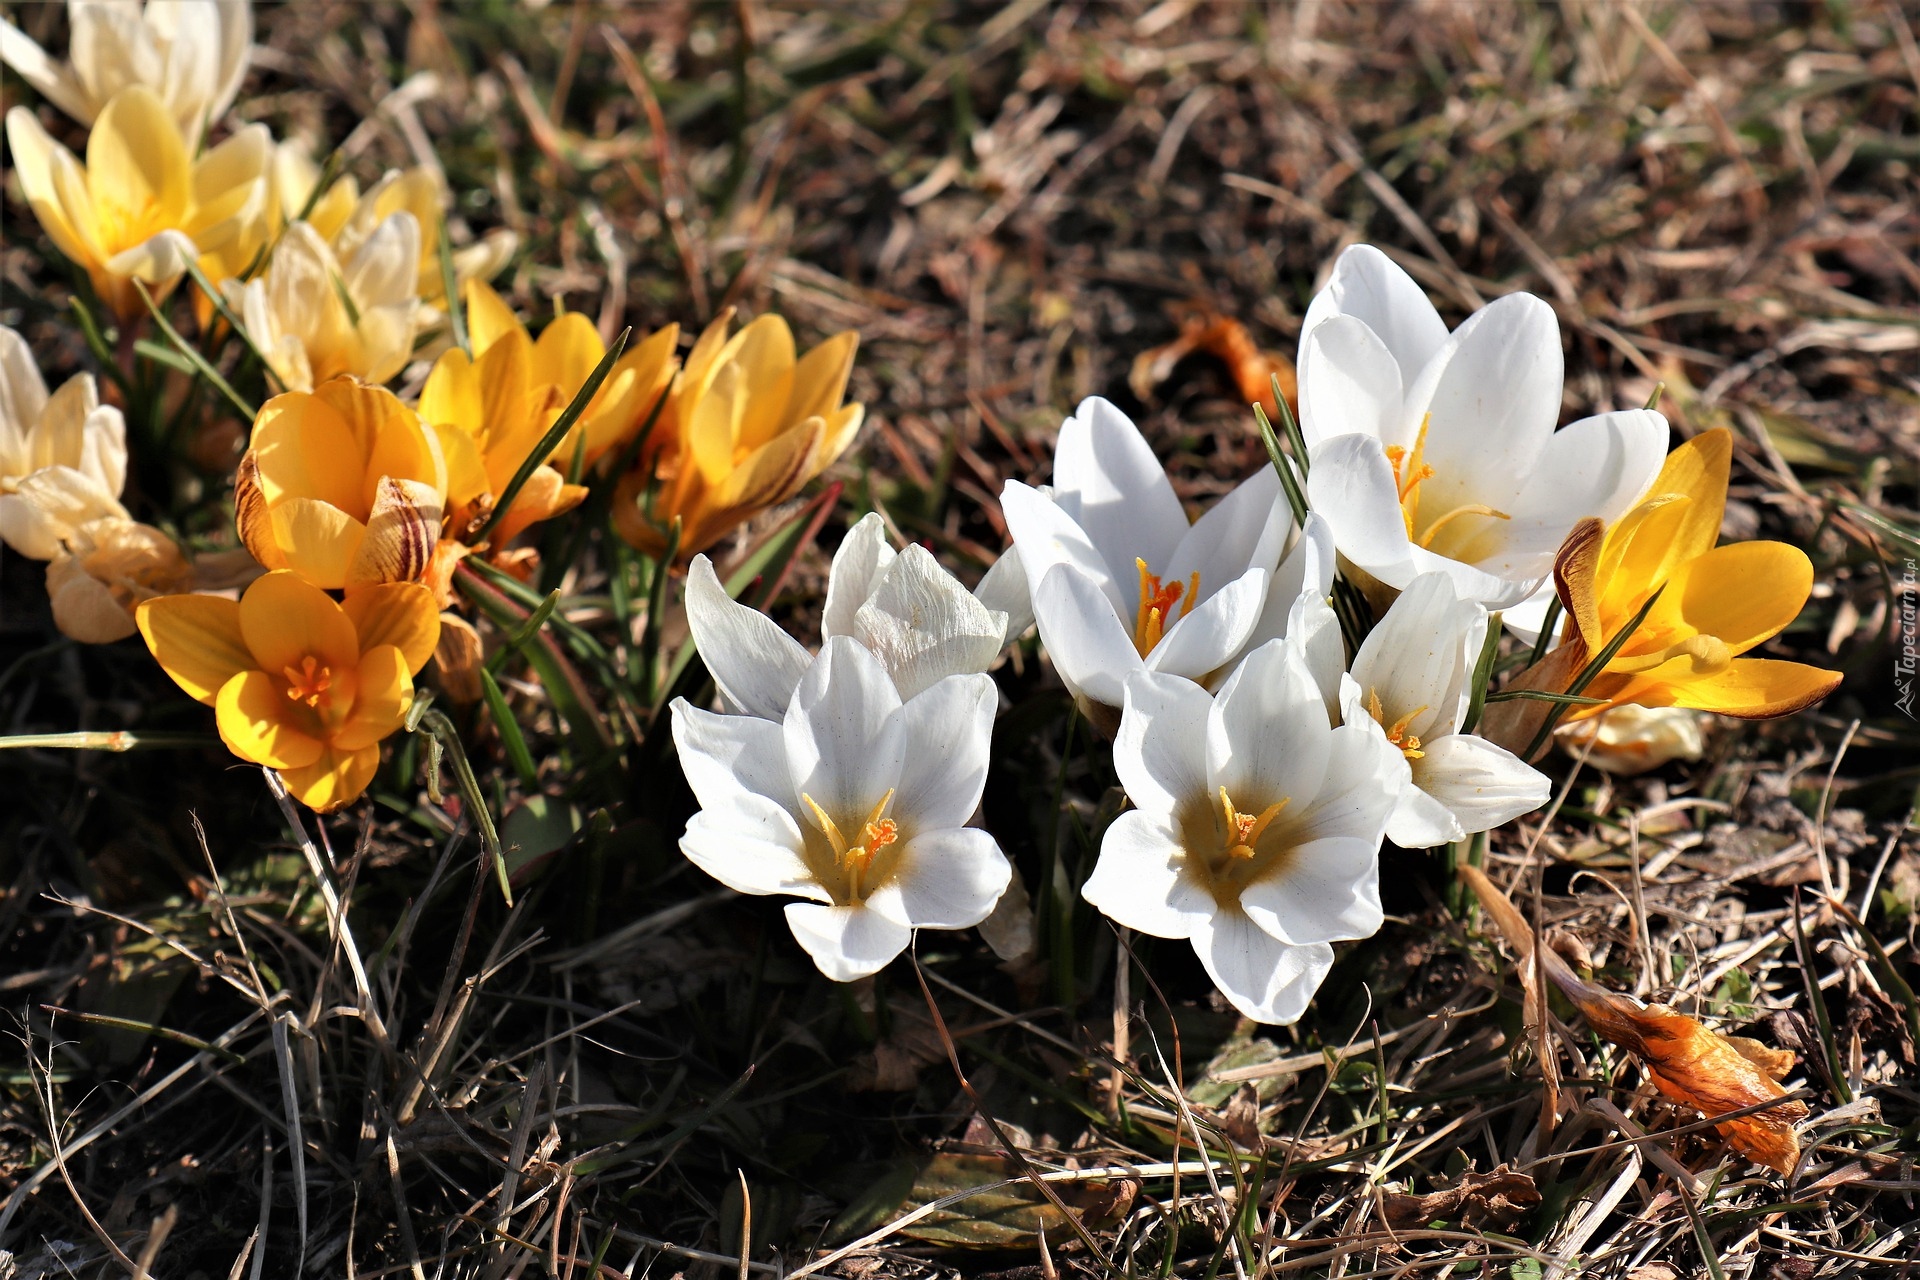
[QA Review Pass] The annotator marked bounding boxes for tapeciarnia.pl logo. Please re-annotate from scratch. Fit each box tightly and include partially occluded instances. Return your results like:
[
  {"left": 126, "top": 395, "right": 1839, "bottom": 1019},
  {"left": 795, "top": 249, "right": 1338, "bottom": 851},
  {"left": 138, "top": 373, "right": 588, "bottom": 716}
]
[{"left": 1898, "top": 558, "right": 1918, "bottom": 719}]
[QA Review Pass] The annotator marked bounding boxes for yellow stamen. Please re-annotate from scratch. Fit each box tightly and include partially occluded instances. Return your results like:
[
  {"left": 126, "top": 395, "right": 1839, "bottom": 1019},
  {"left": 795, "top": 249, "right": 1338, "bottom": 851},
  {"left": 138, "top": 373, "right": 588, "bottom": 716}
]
[
  {"left": 1415, "top": 503, "right": 1511, "bottom": 549},
  {"left": 1366, "top": 689, "right": 1428, "bottom": 760},
  {"left": 801, "top": 788, "right": 899, "bottom": 898},
  {"left": 1133, "top": 559, "right": 1200, "bottom": 656},
  {"left": 1216, "top": 785, "right": 1289, "bottom": 860},
  {"left": 282, "top": 655, "right": 334, "bottom": 708},
  {"left": 1384, "top": 414, "right": 1436, "bottom": 538}
]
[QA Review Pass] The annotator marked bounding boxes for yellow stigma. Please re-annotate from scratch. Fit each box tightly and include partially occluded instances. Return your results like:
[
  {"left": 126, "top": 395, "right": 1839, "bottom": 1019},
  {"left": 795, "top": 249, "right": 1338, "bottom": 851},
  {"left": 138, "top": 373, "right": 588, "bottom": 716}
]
[
  {"left": 1134, "top": 558, "right": 1200, "bottom": 656},
  {"left": 801, "top": 788, "right": 899, "bottom": 899},
  {"left": 1384, "top": 413, "right": 1510, "bottom": 551},
  {"left": 282, "top": 655, "right": 334, "bottom": 709},
  {"left": 1217, "top": 786, "right": 1289, "bottom": 861},
  {"left": 1611, "top": 633, "right": 1733, "bottom": 677},
  {"left": 1366, "top": 689, "right": 1428, "bottom": 760}
]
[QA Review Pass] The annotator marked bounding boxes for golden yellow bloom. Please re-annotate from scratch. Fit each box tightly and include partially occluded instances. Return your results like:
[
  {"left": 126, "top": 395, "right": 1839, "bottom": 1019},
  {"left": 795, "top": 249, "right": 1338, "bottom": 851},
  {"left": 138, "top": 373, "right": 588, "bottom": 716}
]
[
  {"left": 235, "top": 379, "right": 448, "bottom": 591},
  {"left": 613, "top": 309, "right": 862, "bottom": 559},
  {"left": 137, "top": 570, "right": 439, "bottom": 812},
  {"left": 417, "top": 281, "right": 677, "bottom": 551},
  {"left": 5, "top": 85, "right": 267, "bottom": 319},
  {"left": 1552, "top": 428, "right": 1839, "bottom": 720}
]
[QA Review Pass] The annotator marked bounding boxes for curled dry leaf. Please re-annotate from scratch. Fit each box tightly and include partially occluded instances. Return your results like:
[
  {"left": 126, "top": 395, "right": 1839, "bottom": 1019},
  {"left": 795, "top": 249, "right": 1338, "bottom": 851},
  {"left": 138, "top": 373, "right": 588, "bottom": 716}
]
[
  {"left": 1128, "top": 307, "right": 1296, "bottom": 417},
  {"left": 1461, "top": 863, "right": 1809, "bottom": 1175},
  {"left": 1380, "top": 1163, "right": 1541, "bottom": 1229},
  {"left": 432, "top": 612, "right": 484, "bottom": 704}
]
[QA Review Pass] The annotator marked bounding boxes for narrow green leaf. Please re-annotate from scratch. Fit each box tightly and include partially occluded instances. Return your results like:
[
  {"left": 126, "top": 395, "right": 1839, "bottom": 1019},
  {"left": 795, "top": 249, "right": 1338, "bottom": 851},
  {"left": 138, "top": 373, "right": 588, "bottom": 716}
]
[
  {"left": 1272, "top": 371, "right": 1310, "bottom": 476},
  {"left": 438, "top": 213, "right": 470, "bottom": 357},
  {"left": 1484, "top": 688, "right": 1610, "bottom": 706},
  {"left": 474, "top": 326, "right": 631, "bottom": 545},
  {"left": 1523, "top": 583, "right": 1665, "bottom": 761},
  {"left": 1253, "top": 402, "right": 1308, "bottom": 526},
  {"left": 131, "top": 279, "right": 257, "bottom": 420},
  {"left": 1460, "top": 611, "right": 1504, "bottom": 735},
  {"left": 484, "top": 588, "right": 562, "bottom": 675},
  {"left": 67, "top": 296, "right": 129, "bottom": 394},
  {"left": 478, "top": 667, "right": 540, "bottom": 789},
  {"left": 1528, "top": 595, "right": 1563, "bottom": 668}
]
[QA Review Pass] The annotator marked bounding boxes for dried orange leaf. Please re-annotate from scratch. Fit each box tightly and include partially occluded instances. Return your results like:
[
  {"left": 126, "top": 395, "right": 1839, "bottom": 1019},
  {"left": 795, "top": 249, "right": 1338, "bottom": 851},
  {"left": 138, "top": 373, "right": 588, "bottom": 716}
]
[
  {"left": 1462, "top": 864, "right": 1809, "bottom": 1175},
  {"left": 1381, "top": 1164, "right": 1541, "bottom": 1228},
  {"left": 1130, "top": 309, "right": 1296, "bottom": 416}
]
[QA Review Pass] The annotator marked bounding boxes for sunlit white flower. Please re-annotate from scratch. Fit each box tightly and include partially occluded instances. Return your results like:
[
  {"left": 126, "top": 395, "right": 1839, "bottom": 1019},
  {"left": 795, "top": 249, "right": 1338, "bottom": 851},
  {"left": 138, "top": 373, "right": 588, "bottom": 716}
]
[
  {"left": 685, "top": 512, "right": 1009, "bottom": 718},
  {"left": 0, "top": 325, "right": 128, "bottom": 559},
  {"left": 232, "top": 215, "right": 423, "bottom": 393},
  {"left": 1000, "top": 397, "right": 1305, "bottom": 716},
  {"left": 1082, "top": 636, "right": 1403, "bottom": 1024},
  {"left": 1298, "top": 245, "right": 1666, "bottom": 607},
  {"left": 1335, "top": 572, "right": 1550, "bottom": 848},
  {"left": 672, "top": 636, "right": 1012, "bottom": 980},
  {"left": 0, "top": 0, "right": 252, "bottom": 145},
  {"left": 1555, "top": 705, "right": 1707, "bottom": 775}
]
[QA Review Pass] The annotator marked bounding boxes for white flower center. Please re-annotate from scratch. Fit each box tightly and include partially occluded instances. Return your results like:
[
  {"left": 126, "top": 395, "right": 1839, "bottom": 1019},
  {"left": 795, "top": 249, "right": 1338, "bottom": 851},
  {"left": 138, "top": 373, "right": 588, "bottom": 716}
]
[{"left": 1386, "top": 413, "right": 1512, "bottom": 557}]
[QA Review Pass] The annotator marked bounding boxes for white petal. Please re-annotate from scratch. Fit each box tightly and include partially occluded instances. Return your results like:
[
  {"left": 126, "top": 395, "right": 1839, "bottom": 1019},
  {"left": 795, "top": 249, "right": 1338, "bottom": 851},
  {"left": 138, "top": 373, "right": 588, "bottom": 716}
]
[
  {"left": 891, "top": 828, "right": 1012, "bottom": 929},
  {"left": 1240, "top": 834, "right": 1383, "bottom": 945},
  {"left": 823, "top": 512, "right": 896, "bottom": 639},
  {"left": 1298, "top": 314, "right": 1408, "bottom": 450},
  {"left": 1500, "top": 581, "right": 1565, "bottom": 650},
  {"left": 1206, "top": 636, "right": 1330, "bottom": 809},
  {"left": 670, "top": 698, "right": 793, "bottom": 809},
  {"left": 854, "top": 544, "right": 1006, "bottom": 699},
  {"left": 342, "top": 211, "right": 421, "bottom": 309},
  {"left": 1348, "top": 571, "right": 1480, "bottom": 742},
  {"left": 1305, "top": 433, "right": 1419, "bottom": 588},
  {"left": 0, "top": 491, "right": 68, "bottom": 560},
  {"left": 1403, "top": 292, "right": 1562, "bottom": 510},
  {"left": 1028, "top": 562, "right": 1141, "bottom": 709},
  {"left": 0, "top": 20, "right": 94, "bottom": 123},
  {"left": 104, "top": 229, "right": 202, "bottom": 287},
  {"left": 1164, "top": 464, "right": 1289, "bottom": 600},
  {"left": 783, "top": 901, "right": 913, "bottom": 981},
  {"left": 1383, "top": 783, "right": 1465, "bottom": 849},
  {"left": 679, "top": 802, "right": 821, "bottom": 900},
  {"left": 684, "top": 554, "right": 810, "bottom": 719},
  {"left": 784, "top": 635, "right": 906, "bottom": 827},
  {"left": 1229, "top": 512, "right": 1335, "bottom": 667},
  {"left": 80, "top": 400, "right": 126, "bottom": 499},
  {"left": 973, "top": 543, "right": 1033, "bottom": 639},
  {"left": 0, "top": 324, "right": 50, "bottom": 454},
  {"left": 1082, "top": 810, "right": 1215, "bottom": 940},
  {"left": 1113, "top": 668, "right": 1214, "bottom": 821},
  {"left": 1289, "top": 588, "right": 1346, "bottom": 722},
  {"left": 1146, "top": 565, "right": 1268, "bottom": 686},
  {"left": 1050, "top": 397, "right": 1188, "bottom": 587},
  {"left": 1409, "top": 733, "right": 1551, "bottom": 836},
  {"left": 1001, "top": 479, "right": 1123, "bottom": 613},
  {"left": 1191, "top": 911, "right": 1334, "bottom": 1026},
  {"left": 892, "top": 673, "right": 996, "bottom": 831},
  {"left": 1289, "top": 722, "right": 1405, "bottom": 848},
  {"left": 1505, "top": 408, "right": 1669, "bottom": 533},
  {"left": 1301, "top": 245, "right": 1450, "bottom": 379}
]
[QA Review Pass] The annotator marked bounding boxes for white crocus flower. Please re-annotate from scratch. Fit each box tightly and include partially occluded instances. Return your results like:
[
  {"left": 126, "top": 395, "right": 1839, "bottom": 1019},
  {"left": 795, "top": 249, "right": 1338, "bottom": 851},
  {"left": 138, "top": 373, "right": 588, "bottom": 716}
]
[
  {"left": 232, "top": 215, "right": 423, "bottom": 394},
  {"left": 1335, "top": 572, "right": 1550, "bottom": 849},
  {"left": 1082, "top": 636, "right": 1403, "bottom": 1024},
  {"left": 685, "top": 512, "right": 1009, "bottom": 719},
  {"left": 1298, "top": 245, "right": 1666, "bottom": 608},
  {"left": 1555, "top": 705, "right": 1706, "bottom": 776},
  {"left": 0, "top": 0, "right": 252, "bottom": 146},
  {"left": 1000, "top": 397, "right": 1295, "bottom": 716},
  {"left": 0, "top": 325, "right": 129, "bottom": 559},
  {"left": 671, "top": 636, "right": 1012, "bottom": 980}
]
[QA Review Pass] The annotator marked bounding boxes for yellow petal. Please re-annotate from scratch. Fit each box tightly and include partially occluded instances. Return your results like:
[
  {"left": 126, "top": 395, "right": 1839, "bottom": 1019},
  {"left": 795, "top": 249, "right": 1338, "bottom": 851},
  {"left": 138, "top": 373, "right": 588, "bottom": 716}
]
[
  {"left": 814, "top": 402, "right": 866, "bottom": 475},
  {"left": 1645, "top": 540, "right": 1813, "bottom": 659},
  {"left": 786, "top": 330, "right": 857, "bottom": 432},
  {"left": 680, "top": 309, "right": 736, "bottom": 391},
  {"left": 725, "top": 315, "right": 797, "bottom": 450},
  {"left": 344, "top": 477, "right": 442, "bottom": 587},
  {"left": 1619, "top": 658, "right": 1842, "bottom": 720},
  {"left": 718, "top": 415, "right": 824, "bottom": 511},
  {"left": 463, "top": 278, "right": 524, "bottom": 356},
  {"left": 491, "top": 464, "right": 585, "bottom": 549},
  {"left": 269, "top": 496, "right": 365, "bottom": 590},
  {"left": 332, "top": 643, "right": 414, "bottom": 750},
  {"left": 86, "top": 86, "right": 190, "bottom": 249},
  {"left": 135, "top": 592, "right": 251, "bottom": 705},
  {"left": 342, "top": 582, "right": 441, "bottom": 675},
  {"left": 1553, "top": 516, "right": 1606, "bottom": 652},
  {"left": 432, "top": 420, "right": 491, "bottom": 511},
  {"left": 688, "top": 361, "right": 747, "bottom": 484},
  {"left": 579, "top": 323, "right": 680, "bottom": 466},
  {"left": 532, "top": 311, "right": 604, "bottom": 393},
  {"left": 251, "top": 390, "right": 366, "bottom": 514},
  {"left": 419, "top": 349, "right": 483, "bottom": 431},
  {"left": 1644, "top": 428, "right": 1731, "bottom": 564},
  {"left": 239, "top": 569, "right": 358, "bottom": 675},
  {"left": 4, "top": 107, "right": 96, "bottom": 268},
  {"left": 278, "top": 743, "right": 381, "bottom": 812},
  {"left": 215, "top": 669, "right": 326, "bottom": 769}
]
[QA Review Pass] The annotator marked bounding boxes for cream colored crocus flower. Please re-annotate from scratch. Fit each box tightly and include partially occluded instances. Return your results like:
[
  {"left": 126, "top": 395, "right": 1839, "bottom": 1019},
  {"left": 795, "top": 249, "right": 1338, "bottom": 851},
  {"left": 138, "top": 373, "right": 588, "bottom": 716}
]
[
  {"left": 0, "top": 0, "right": 252, "bottom": 146},
  {"left": 1554, "top": 706, "right": 1706, "bottom": 775},
  {"left": 5, "top": 85, "right": 268, "bottom": 320},
  {"left": 47, "top": 515, "right": 193, "bottom": 643},
  {"left": 615, "top": 310, "right": 863, "bottom": 560},
  {"left": 0, "top": 325, "right": 128, "bottom": 559},
  {"left": 233, "top": 216, "right": 423, "bottom": 393}
]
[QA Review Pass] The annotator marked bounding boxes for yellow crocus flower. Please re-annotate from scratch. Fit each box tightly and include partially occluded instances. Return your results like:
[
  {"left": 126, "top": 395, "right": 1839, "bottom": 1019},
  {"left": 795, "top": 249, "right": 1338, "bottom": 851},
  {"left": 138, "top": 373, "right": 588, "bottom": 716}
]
[
  {"left": 1550, "top": 428, "right": 1840, "bottom": 720},
  {"left": 613, "top": 309, "right": 863, "bottom": 560},
  {"left": 137, "top": 570, "right": 440, "bottom": 812},
  {"left": 234, "top": 378, "right": 449, "bottom": 591},
  {"left": 417, "top": 280, "right": 678, "bottom": 552},
  {"left": 5, "top": 85, "right": 268, "bottom": 320}
]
